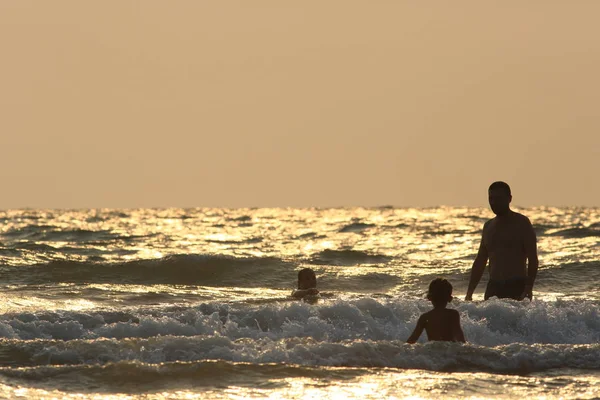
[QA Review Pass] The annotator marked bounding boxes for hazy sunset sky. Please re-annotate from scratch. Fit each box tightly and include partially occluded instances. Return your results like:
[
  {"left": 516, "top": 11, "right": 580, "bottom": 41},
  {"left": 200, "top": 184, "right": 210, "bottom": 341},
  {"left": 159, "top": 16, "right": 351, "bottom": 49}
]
[{"left": 1, "top": 2, "right": 599, "bottom": 209}]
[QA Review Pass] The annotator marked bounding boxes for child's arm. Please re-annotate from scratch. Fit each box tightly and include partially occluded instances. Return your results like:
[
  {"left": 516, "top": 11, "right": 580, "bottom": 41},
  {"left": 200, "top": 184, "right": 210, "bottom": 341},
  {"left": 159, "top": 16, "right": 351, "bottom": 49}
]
[
  {"left": 406, "top": 315, "right": 426, "bottom": 344},
  {"left": 452, "top": 310, "right": 466, "bottom": 343}
]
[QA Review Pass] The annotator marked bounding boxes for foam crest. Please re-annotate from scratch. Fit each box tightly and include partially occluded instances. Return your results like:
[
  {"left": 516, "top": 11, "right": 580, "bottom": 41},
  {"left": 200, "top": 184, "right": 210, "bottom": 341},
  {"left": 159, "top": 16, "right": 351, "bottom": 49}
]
[
  {"left": 459, "top": 298, "right": 600, "bottom": 345},
  {"left": 1, "top": 297, "right": 598, "bottom": 346},
  {"left": 0, "top": 336, "right": 598, "bottom": 374},
  {"left": 339, "top": 222, "right": 375, "bottom": 233}
]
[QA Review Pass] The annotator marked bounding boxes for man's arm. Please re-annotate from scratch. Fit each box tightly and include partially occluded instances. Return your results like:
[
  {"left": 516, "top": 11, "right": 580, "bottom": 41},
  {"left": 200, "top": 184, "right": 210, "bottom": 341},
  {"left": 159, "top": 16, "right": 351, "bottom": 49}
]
[
  {"left": 465, "top": 227, "right": 489, "bottom": 301},
  {"left": 521, "top": 218, "right": 538, "bottom": 300},
  {"left": 406, "top": 315, "right": 426, "bottom": 344}
]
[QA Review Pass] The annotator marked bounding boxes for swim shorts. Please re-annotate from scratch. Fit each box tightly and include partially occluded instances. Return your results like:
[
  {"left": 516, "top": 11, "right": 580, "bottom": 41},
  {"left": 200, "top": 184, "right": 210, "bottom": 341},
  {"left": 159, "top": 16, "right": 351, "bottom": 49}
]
[{"left": 484, "top": 277, "right": 528, "bottom": 300}]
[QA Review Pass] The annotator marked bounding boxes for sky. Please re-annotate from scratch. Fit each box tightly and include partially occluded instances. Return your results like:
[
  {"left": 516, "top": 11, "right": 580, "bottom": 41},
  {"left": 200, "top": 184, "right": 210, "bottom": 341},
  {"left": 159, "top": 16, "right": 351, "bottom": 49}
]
[{"left": 1, "top": 2, "right": 599, "bottom": 209}]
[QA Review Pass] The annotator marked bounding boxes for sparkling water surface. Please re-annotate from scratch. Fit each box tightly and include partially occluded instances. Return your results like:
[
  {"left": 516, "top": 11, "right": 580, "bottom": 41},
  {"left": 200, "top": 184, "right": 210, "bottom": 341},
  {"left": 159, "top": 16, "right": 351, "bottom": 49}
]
[{"left": 0, "top": 207, "right": 598, "bottom": 399}]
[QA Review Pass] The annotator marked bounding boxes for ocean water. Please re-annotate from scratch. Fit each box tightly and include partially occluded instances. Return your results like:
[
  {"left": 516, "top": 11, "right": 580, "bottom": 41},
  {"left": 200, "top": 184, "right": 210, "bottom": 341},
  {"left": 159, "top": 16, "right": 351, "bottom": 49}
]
[{"left": 0, "top": 207, "right": 598, "bottom": 399}]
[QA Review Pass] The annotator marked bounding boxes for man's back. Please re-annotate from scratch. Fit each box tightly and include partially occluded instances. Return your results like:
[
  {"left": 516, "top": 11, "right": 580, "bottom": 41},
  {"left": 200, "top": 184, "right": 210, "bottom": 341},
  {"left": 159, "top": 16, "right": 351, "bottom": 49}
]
[{"left": 483, "top": 211, "right": 532, "bottom": 280}]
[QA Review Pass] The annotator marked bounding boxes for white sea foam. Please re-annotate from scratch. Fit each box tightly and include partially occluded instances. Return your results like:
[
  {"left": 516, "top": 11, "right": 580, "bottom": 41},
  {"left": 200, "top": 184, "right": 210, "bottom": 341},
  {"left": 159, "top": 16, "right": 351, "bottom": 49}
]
[
  {"left": 1, "top": 296, "right": 598, "bottom": 372},
  {"left": 2, "top": 334, "right": 598, "bottom": 373},
  {"left": 1, "top": 297, "right": 598, "bottom": 345}
]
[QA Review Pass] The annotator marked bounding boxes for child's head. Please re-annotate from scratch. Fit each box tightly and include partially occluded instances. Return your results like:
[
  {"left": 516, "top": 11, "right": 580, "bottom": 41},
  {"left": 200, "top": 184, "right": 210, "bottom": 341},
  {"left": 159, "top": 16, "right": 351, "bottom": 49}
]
[
  {"left": 297, "top": 268, "right": 317, "bottom": 289},
  {"left": 427, "top": 278, "right": 453, "bottom": 307}
]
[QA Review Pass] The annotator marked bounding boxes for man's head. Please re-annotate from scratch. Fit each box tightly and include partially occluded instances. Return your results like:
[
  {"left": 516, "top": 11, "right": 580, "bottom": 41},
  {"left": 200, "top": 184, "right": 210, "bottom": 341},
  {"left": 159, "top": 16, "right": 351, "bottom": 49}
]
[
  {"left": 297, "top": 268, "right": 317, "bottom": 289},
  {"left": 488, "top": 181, "right": 512, "bottom": 216},
  {"left": 427, "top": 278, "right": 453, "bottom": 306}
]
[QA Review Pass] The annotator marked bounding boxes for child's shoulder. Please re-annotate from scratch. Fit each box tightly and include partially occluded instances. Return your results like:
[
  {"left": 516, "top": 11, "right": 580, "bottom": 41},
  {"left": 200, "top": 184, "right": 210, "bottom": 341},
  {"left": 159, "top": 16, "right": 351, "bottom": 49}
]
[
  {"left": 419, "top": 309, "right": 436, "bottom": 321},
  {"left": 422, "top": 307, "right": 459, "bottom": 318},
  {"left": 443, "top": 308, "right": 461, "bottom": 319}
]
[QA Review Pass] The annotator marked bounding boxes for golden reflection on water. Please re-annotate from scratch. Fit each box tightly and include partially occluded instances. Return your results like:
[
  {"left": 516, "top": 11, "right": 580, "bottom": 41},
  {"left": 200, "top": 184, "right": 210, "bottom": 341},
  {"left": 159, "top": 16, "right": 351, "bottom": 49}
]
[
  {"left": 1, "top": 207, "right": 599, "bottom": 298},
  {"left": 1, "top": 208, "right": 598, "bottom": 399},
  {"left": 0, "top": 293, "right": 98, "bottom": 313},
  {"left": 3, "top": 368, "right": 598, "bottom": 399}
]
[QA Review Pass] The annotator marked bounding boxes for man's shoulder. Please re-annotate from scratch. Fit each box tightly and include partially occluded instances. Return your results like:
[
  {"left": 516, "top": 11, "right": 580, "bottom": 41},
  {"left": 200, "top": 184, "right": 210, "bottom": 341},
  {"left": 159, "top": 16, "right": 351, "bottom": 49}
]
[
  {"left": 512, "top": 211, "right": 533, "bottom": 226},
  {"left": 483, "top": 217, "right": 495, "bottom": 230},
  {"left": 483, "top": 217, "right": 494, "bottom": 225}
]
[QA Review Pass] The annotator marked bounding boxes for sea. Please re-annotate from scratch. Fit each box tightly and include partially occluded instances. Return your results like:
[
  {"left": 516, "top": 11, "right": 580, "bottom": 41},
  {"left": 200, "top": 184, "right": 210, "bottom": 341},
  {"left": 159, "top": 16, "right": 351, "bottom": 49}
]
[{"left": 0, "top": 207, "right": 598, "bottom": 399}]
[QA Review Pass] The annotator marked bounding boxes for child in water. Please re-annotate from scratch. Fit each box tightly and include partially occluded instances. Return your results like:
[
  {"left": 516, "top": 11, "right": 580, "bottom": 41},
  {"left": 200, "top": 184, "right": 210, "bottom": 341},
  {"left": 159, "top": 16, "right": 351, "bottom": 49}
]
[
  {"left": 291, "top": 268, "right": 320, "bottom": 299},
  {"left": 406, "top": 278, "right": 466, "bottom": 343}
]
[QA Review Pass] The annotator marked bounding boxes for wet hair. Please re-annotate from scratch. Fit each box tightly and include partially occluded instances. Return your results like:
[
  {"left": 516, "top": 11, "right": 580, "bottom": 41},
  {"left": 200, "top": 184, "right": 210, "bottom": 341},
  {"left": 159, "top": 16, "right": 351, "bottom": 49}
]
[
  {"left": 488, "top": 181, "right": 511, "bottom": 196},
  {"left": 428, "top": 278, "right": 453, "bottom": 305},
  {"left": 298, "top": 268, "right": 316, "bottom": 280},
  {"left": 297, "top": 268, "right": 317, "bottom": 289}
]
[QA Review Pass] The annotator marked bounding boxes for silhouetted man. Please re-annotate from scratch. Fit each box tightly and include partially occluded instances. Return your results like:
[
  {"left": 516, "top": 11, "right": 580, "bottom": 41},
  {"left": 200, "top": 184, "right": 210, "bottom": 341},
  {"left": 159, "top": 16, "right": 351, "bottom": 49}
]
[{"left": 465, "top": 181, "right": 539, "bottom": 301}]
